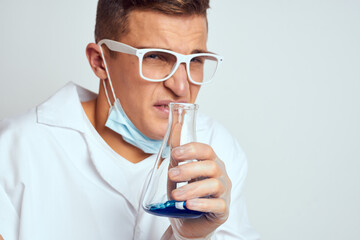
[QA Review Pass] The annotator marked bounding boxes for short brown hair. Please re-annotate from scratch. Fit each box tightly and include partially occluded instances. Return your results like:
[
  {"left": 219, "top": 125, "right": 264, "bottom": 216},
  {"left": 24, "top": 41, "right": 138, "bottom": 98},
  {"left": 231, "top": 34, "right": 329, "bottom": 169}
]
[{"left": 94, "top": 0, "right": 210, "bottom": 43}]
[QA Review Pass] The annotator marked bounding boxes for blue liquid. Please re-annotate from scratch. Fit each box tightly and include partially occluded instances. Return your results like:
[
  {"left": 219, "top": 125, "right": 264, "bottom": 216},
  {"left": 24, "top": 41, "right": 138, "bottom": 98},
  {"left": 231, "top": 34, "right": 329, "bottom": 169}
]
[{"left": 145, "top": 200, "right": 203, "bottom": 218}]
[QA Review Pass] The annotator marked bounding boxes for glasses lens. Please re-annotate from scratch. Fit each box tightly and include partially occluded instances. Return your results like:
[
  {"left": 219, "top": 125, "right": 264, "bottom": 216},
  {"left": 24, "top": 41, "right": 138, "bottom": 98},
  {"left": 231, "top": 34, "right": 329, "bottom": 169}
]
[
  {"left": 189, "top": 55, "right": 218, "bottom": 84},
  {"left": 141, "top": 51, "right": 177, "bottom": 80}
]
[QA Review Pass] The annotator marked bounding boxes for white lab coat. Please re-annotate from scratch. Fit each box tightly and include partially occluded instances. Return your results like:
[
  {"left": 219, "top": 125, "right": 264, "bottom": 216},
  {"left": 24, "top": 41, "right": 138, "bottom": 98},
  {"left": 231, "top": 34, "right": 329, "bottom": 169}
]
[{"left": 0, "top": 82, "right": 260, "bottom": 240}]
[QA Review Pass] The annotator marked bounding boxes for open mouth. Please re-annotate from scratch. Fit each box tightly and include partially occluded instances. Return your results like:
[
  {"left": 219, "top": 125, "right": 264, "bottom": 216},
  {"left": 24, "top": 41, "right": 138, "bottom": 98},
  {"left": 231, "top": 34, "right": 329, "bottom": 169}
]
[
  {"left": 154, "top": 100, "right": 189, "bottom": 116},
  {"left": 153, "top": 101, "right": 172, "bottom": 117},
  {"left": 155, "top": 104, "right": 169, "bottom": 108},
  {"left": 154, "top": 104, "right": 170, "bottom": 112}
]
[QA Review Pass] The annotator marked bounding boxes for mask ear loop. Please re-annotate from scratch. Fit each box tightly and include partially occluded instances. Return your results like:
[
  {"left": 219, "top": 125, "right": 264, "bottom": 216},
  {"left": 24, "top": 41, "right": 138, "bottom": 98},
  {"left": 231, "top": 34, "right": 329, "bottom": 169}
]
[
  {"left": 99, "top": 44, "right": 117, "bottom": 107},
  {"left": 102, "top": 79, "right": 111, "bottom": 108}
]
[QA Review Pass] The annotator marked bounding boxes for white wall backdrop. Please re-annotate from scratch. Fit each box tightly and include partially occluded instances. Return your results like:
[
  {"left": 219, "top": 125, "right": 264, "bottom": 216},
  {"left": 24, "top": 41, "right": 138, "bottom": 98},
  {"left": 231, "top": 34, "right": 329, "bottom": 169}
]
[{"left": 1, "top": 1, "right": 359, "bottom": 240}]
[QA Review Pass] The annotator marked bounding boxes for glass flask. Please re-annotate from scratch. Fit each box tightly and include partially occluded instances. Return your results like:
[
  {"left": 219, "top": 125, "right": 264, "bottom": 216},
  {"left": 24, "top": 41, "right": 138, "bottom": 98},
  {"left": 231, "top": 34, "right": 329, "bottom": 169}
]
[{"left": 142, "top": 103, "right": 204, "bottom": 218}]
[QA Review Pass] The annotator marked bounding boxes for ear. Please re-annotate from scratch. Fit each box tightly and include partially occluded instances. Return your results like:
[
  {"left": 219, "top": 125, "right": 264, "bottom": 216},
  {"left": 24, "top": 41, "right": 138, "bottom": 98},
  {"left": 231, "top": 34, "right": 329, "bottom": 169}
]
[{"left": 86, "top": 43, "right": 108, "bottom": 80}]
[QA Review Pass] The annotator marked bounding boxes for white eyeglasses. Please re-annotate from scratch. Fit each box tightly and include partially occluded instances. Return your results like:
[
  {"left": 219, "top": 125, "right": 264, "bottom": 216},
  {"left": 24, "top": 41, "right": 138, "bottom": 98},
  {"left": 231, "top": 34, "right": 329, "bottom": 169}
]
[{"left": 98, "top": 39, "right": 223, "bottom": 85}]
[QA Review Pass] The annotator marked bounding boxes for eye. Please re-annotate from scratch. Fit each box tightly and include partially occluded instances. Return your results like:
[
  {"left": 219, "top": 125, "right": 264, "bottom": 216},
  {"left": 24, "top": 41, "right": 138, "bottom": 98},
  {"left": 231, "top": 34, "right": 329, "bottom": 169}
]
[
  {"left": 145, "top": 53, "right": 160, "bottom": 59},
  {"left": 143, "top": 51, "right": 171, "bottom": 62},
  {"left": 191, "top": 57, "right": 204, "bottom": 64}
]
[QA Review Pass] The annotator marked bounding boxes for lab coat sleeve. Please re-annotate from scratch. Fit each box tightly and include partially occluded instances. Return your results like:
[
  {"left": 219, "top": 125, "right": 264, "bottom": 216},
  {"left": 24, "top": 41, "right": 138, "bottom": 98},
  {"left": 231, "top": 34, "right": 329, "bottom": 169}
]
[
  {"left": 0, "top": 186, "right": 20, "bottom": 240},
  {"left": 0, "top": 117, "right": 31, "bottom": 240},
  {"left": 205, "top": 120, "right": 260, "bottom": 240},
  {"left": 213, "top": 140, "right": 260, "bottom": 240}
]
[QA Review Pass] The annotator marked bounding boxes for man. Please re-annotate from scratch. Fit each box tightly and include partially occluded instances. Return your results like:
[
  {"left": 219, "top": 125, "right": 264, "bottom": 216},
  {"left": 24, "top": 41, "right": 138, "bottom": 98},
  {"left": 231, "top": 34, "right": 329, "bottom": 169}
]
[{"left": 0, "top": 0, "right": 259, "bottom": 239}]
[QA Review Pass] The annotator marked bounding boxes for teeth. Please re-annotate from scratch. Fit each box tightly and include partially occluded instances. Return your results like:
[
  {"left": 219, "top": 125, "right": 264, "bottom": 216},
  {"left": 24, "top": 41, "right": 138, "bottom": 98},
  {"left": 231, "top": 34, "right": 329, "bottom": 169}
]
[{"left": 155, "top": 104, "right": 169, "bottom": 108}]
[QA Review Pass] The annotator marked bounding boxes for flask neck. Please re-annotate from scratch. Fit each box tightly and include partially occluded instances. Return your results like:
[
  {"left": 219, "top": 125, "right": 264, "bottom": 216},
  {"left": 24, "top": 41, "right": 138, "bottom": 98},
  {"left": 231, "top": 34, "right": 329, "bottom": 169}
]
[{"left": 168, "top": 103, "right": 198, "bottom": 149}]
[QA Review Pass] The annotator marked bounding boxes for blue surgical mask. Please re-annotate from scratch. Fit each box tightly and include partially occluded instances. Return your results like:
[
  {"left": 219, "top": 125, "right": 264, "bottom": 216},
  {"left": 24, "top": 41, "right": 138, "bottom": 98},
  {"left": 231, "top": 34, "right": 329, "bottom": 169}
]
[
  {"left": 105, "top": 98, "right": 169, "bottom": 156},
  {"left": 99, "top": 46, "right": 169, "bottom": 157}
]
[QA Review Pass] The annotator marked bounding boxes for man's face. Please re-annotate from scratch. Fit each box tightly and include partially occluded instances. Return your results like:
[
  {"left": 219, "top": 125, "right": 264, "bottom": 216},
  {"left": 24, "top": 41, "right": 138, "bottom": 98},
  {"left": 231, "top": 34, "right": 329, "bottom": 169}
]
[{"left": 104, "top": 10, "right": 208, "bottom": 140}]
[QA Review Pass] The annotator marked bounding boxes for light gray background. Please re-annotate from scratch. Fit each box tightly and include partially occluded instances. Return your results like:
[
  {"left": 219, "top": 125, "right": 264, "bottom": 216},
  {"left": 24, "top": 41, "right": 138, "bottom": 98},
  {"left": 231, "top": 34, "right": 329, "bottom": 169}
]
[{"left": 1, "top": 1, "right": 359, "bottom": 239}]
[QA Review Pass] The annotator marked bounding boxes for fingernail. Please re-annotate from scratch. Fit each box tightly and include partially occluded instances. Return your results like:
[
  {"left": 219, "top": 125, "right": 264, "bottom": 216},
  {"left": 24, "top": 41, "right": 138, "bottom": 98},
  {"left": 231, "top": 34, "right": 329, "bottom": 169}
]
[
  {"left": 187, "top": 199, "right": 202, "bottom": 208},
  {"left": 173, "top": 146, "right": 185, "bottom": 157},
  {"left": 174, "top": 188, "right": 185, "bottom": 197},
  {"left": 169, "top": 168, "right": 180, "bottom": 177}
]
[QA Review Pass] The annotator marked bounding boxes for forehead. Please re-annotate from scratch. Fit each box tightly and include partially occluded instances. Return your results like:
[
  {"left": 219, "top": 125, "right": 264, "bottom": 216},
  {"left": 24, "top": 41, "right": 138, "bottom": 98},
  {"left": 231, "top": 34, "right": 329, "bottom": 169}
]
[{"left": 121, "top": 10, "right": 208, "bottom": 53}]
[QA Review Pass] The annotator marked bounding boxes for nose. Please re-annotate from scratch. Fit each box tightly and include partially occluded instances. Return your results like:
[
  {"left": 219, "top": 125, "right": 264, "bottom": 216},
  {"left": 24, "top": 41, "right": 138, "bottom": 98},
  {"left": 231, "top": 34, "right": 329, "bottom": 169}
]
[{"left": 163, "top": 63, "right": 189, "bottom": 97}]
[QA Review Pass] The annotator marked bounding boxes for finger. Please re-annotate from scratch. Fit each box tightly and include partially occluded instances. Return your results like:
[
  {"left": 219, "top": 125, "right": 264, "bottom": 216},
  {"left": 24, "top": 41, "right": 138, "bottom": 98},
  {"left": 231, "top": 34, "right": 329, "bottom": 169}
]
[
  {"left": 186, "top": 198, "right": 228, "bottom": 215},
  {"left": 168, "top": 160, "right": 221, "bottom": 182},
  {"left": 171, "top": 178, "right": 225, "bottom": 201},
  {"left": 171, "top": 142, "right": 217, "bottom": 162}
]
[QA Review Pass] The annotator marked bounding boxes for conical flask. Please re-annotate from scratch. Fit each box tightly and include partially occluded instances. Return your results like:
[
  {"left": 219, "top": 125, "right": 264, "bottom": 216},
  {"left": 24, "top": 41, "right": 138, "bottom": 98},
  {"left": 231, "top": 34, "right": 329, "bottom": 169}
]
[{"left": 142, "top": 103, "right": 204, "bottom": 218}]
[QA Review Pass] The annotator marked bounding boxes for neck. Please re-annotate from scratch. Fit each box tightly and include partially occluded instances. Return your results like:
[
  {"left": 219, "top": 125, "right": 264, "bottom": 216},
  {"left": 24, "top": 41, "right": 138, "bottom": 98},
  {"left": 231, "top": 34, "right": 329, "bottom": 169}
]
[{"left": 81, "top": 82, "right": 151, "bottom": 164}]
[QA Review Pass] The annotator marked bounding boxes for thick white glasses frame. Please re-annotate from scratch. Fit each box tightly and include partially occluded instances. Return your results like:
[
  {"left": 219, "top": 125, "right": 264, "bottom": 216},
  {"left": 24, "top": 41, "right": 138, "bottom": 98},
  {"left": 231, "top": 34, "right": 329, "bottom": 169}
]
[{"left": 98, "top": 39, "right": 223, "bottom": 85}]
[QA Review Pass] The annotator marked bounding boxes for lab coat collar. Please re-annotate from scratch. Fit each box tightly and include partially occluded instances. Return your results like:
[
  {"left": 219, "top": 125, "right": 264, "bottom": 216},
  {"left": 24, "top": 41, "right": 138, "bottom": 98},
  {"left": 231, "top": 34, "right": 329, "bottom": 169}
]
[
  {"left": 36, "top": 82, "right": 97, "bottom": 133},
  {"left": 36, "top": 82, "right": 144, "bottom": 210}
]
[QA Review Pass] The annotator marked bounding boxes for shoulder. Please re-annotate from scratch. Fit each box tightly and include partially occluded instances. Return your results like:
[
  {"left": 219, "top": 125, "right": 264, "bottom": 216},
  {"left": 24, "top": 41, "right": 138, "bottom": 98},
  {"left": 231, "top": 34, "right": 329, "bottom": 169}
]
[
  {"left": 197, "top": 112, "right": 244, "bottom": 155},
  {"left": 0, "top": 108, "right": 39, "bottom": 142},
  {"left": 0, "top": 109, "right": 40, "bottom": 190},
  {"left": 196, "top": 112, "right": 248, "bottom": 170},
  {"left": 197, "top": 112, "right": 237, "bottom": 146},
  {"left": 0, "top": 107, "right": 48, "bottom": 163},
  {"left": 0, "top": 103, "right": 65, "bottom": 171},
  {"left": 0, "top": 104, "right": 59, "bottom": 145}
]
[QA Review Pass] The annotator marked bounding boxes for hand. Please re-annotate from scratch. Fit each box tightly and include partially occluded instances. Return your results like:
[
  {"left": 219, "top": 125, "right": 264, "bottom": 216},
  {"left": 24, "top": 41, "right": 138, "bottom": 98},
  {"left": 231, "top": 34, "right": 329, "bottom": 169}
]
[{"left": 167, "top": 142, "right": 232, "bottom": 239}]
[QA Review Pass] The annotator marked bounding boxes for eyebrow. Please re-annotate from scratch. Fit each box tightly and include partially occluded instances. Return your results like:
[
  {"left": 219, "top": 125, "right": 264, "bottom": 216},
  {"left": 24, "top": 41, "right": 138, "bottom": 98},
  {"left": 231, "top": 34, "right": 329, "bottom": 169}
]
[
  {"left": 135, "top": 45, "right": 211, "bottom": 54},
  {"left": 192, "top": 49, "right": 211, "bottom": 54}
]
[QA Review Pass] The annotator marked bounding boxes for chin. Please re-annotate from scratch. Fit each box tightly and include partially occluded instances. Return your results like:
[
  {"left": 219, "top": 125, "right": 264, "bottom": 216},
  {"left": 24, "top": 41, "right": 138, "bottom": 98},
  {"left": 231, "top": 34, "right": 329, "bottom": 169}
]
[
  {"left": 148, "top": 130, "right": 167, "bottom": 140},
  {"left": 145, "top": 125, "right": 168, "bottom": 140}
]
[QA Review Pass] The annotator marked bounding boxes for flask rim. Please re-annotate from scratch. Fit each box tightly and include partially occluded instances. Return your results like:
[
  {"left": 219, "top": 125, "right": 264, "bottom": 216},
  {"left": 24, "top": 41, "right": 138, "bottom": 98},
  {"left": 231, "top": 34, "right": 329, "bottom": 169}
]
[{"left": 169, "top": 102, "right": 199, "bottom": 110}]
